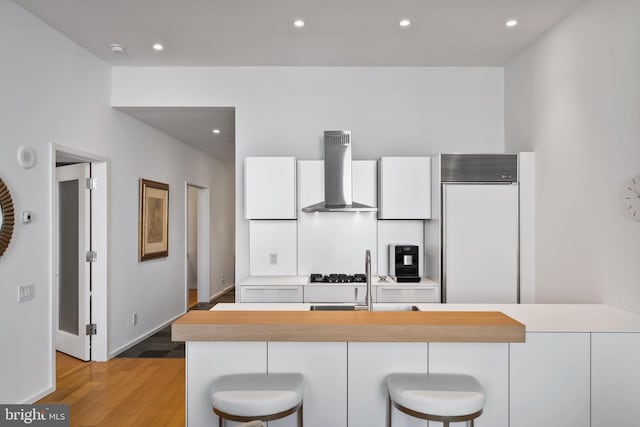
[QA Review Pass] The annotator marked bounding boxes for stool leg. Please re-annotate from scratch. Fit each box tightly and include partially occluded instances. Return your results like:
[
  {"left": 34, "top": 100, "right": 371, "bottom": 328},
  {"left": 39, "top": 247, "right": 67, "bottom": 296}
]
[
  {"left": 388, "top": 396, "right": 392, "bottom": 427},
  {"left": 298, "top": 403, "right": 303, "bottom": 427},
  {"left": 218, "top": 416, "right": 223, "bottom": 427}
]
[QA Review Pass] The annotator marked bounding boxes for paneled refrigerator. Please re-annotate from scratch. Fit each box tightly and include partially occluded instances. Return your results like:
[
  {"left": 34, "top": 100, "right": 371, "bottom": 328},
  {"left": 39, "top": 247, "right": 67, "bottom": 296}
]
[{"left": 441, "top": 154, "right": 520, "bottom": 303}]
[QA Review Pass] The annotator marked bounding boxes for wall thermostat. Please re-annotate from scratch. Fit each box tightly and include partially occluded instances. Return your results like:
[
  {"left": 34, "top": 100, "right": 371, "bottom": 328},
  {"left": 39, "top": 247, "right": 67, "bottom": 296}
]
[
  {"left": 22, "top": 210, "right": 33, "bottom": 224},
  {"left": 17, "top": 146, "right": 36, "bottom": 169}
]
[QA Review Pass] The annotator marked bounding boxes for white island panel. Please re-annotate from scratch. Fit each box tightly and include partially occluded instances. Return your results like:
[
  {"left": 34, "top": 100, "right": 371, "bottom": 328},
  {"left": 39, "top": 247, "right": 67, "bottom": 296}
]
[
  {"left": 510, "top": 333, "right": 590, "bottom": 427},
  {"left": 268, "top": 342, "right": 347, "bottom": 427},
  {"left": 591, "top": 333, "right": 640, "bottom": 427},
  {"left": 428, "top": 343, "right": 509, "bottom": 427},
  {"left": 187, "top": 342, "right": 267, "bottom": 427},
  {"left": 348, "top": 343, "right": 428, "bottom": 427}
]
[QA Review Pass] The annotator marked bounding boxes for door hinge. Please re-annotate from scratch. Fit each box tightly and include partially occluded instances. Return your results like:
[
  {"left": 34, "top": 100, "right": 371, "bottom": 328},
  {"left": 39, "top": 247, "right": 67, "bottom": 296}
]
[
  {"left": 86, "top": 251, "right": 98, "bottom": 263},
  {"left": 86, "top": 177, "right": 97, "bottom": 190},
  {"left": 86, "top": 324, "right": 97, "bottom": 335}
]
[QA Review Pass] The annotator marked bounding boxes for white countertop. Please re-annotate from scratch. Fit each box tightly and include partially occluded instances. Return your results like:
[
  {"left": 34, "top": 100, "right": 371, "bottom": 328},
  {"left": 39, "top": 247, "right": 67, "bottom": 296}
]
[
  {"left": 212, "top": 303, "right": 640, "bottom": 333},
  {"left": 238, "top": 276, "right": 439, "bottom": 287}
]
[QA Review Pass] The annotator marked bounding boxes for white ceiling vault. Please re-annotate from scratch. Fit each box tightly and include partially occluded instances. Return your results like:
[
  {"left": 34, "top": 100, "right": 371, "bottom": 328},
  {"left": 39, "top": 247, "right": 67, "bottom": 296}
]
[
  {"left": 15, "top": 0, "right": 584, "bottom": 66},
  {"left": 14, "top": 0, "right": 584, "bottom": 160}
]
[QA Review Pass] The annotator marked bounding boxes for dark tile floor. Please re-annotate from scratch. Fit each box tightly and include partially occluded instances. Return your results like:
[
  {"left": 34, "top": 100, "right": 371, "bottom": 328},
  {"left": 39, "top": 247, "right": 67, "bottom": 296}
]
[{"left": 117, "top": 288, "right": 235, "bottom": 359}]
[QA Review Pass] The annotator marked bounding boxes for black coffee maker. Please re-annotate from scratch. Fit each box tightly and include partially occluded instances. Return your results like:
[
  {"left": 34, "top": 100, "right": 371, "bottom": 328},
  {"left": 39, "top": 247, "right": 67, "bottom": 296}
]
[{"left": 389, "top": 245, "right": 420, "bottom": 282}]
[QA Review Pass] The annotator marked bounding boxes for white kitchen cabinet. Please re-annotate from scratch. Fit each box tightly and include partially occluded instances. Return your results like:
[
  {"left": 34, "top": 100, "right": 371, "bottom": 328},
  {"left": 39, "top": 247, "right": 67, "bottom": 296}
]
[
  {"left": 378, "top": 157, "right": 431, "bottom": 219},
  {"left": 249, "top": 220, "right": 297, "bottom": 276},
  {"left": 591, "top": 333, "right": 640, "bottom": 427},
  {"left": 376, "top": 285, "right": 439, "bottom": 303},
  {"left": 348, "top": 343, "right": 428, "bottom": 427},
  {"left": 268, "top": 342, "right": 347, "bottom": 427},
  {"left": 429, "top": 342, "right": 509, "bottom": 427},
  {"left": 303, "top": 285, "right": 369, "bottom": 303},
  {"left": 245, "top": 157, "right": 296, "bottom": 219},
  {"left": 510, "top": 333, "right": 590, "bottom": 427},
  {"left": 239, "top": 285, "right": 303, "bottom": 303}
]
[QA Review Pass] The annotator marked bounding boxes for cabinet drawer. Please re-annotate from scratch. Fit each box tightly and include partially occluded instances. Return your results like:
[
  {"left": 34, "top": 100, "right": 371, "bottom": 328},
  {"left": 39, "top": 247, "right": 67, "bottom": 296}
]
[
  {"left": 239, "top": 286, "right": 303, "bottom": 303},
  {"left": 376, "top": 286, "right": 440, "bottom": 303},
  {"left": 304, "top": 285, "right": 368, "bottom": 303}
]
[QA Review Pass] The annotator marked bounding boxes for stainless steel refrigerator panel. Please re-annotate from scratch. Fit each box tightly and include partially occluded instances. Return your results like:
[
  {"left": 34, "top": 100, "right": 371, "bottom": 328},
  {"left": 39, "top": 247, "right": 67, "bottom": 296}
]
[{"left": 441, "top": 154, "right": 517, "bottom": 183}]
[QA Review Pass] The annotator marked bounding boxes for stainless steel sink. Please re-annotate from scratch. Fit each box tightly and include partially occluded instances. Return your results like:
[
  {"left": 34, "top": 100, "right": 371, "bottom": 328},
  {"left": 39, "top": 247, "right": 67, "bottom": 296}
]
[
  {"left": 309, "top": 305, "right": 356, "bottom": 311},
  {"left": 309, "top": 304, "right": 419, "bottom": 312}
]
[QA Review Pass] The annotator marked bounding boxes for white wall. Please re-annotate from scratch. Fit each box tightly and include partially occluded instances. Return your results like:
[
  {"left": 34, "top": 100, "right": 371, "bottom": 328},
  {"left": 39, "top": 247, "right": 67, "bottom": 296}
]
[
  {"left": 506, "top": 0, "right": 640, "bottom": 311},
  {"left": 112, "top": 66, "right": 505, "bottom": 282},
  {"left": 0, "top": 0, "right": 234, "bottom": 403}
]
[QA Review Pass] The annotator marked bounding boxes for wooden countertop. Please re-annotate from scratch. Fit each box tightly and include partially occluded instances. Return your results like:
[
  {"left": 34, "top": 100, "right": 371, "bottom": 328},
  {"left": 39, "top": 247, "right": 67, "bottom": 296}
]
[{"left": 172, "top": 310, "right": 525, "bottom": 343}]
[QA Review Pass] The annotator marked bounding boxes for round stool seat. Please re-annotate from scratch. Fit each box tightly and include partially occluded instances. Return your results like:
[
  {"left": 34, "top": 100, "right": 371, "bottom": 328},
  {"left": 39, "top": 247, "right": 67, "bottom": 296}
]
[
  {"left": 210, "top": 373, "right": 304, "bottom": 418},
  {"left": 387, "top": 373, "right": 485, "bottom": 417}
]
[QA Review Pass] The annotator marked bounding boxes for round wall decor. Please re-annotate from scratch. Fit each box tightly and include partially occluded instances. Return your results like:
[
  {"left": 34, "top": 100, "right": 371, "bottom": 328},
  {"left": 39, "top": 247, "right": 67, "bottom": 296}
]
[{"left": 0, "top": 178, "right": 15, "bottom": 257}]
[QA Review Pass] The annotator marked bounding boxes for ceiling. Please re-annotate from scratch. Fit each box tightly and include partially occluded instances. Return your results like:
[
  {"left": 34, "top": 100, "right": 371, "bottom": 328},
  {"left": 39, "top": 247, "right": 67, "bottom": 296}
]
[
  {"left": 15, "top": 0, "right": 584, "bottom": 66},
  {"left": 117, "top": 107, "right": 235, "bottom": 162},
  {"left": 14, "top": 0, "right": 584, "bottom": 161}
]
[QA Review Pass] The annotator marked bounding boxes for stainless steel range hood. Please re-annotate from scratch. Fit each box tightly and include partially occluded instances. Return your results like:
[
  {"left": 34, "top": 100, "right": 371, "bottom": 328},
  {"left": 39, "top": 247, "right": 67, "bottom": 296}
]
[{"left": 302, "top": 130, "right": 377, "bottom": 213}]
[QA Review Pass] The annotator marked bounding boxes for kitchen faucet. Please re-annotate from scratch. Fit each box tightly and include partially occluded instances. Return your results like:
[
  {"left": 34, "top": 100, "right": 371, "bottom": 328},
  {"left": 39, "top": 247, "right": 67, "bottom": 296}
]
[{"left": 355, "top": 250, "right": 373, "bottom": 311}]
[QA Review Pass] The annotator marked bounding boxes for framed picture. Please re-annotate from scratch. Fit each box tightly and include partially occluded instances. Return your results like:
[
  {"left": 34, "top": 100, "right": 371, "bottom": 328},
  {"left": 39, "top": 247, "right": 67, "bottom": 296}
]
[{"left": 139, "top": 179, "right": 169, "bottom": 261}]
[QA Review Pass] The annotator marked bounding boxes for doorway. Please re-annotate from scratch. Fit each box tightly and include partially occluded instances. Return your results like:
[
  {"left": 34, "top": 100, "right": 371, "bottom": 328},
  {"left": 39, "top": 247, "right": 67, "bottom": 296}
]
[
  {"left": 185, "top": 183, "right": 210, "bottom": 309},
  {"left": 51, "top": 145, "right": 108, "bottom": 376}
]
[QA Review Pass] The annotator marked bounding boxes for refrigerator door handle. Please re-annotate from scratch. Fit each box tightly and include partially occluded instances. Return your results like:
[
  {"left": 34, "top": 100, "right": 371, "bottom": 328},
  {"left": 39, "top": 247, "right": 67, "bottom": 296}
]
[{"left": 441, "top": 183, "right": 447, "bottom": 303}]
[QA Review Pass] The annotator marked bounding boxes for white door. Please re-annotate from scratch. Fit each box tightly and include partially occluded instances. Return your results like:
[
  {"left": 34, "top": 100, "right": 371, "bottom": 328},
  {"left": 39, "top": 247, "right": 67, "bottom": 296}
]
[
  {"left": 56, "top": 164, "right": 91, "bottom": 361},
  {"left": 443, "top": 184, "right": 519, "bottom": 303}
]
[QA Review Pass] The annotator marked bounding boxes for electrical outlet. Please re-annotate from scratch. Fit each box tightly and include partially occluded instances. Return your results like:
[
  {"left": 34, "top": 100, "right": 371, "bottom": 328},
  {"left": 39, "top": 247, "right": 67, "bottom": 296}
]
[
  {"left": 18, "top": 284, "right": 35, "bottom": 302},
  {"left": 222, "top": 275, "right": 225, "bottom": 285},
  {"left": 132, "top": 313, "right": 138, "bottom": 326},
  {"left": 269, "top": 253, "right": 278, "bottom": 265}
]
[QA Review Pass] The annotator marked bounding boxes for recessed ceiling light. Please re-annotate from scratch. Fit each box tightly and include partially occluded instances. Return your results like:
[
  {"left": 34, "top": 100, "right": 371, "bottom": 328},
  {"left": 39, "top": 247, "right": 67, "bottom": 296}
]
[
  {"left": 399, "top": 19, "right": 411, "bottom": 28},
  {"left": 212, "top": 129, "right": 221, "bottom": 134},
  {"left": 110, "top": 43, "right": 124, "bottom": 53},
  {"left": 152, "top": 43, "right": 164, "bottom": 51},
  {"left": 293, "top": 19, "right": 305, "bottom": 28},
  {"left": 505, "top": 19, "right": 518, "bottom": 28}
]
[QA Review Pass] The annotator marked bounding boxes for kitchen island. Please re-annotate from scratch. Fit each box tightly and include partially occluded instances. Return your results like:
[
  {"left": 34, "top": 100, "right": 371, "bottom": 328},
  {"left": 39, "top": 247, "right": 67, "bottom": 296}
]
[{"left": 173, "top": 304, "right": 640, "bottom": 427}]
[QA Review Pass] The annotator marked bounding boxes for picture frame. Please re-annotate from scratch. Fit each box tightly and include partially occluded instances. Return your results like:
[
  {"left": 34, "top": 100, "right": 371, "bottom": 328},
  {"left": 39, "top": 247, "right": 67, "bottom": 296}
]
[{"left": 139, "top": 179, "right": 169, "bottom": 261}]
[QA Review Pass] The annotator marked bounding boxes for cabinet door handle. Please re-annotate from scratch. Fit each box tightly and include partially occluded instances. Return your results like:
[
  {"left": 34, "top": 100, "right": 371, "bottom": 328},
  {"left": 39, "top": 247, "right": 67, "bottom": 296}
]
[
  {"left": 381, "top": 287, "right": 436, "bottom": 291},
  {"left": 247, "top": 287, "right": 299, "bottom": 291}
]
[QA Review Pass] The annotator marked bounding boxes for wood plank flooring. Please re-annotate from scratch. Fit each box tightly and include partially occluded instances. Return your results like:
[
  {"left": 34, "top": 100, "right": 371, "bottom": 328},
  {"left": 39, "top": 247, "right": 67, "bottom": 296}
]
[
  {"left": 188, "top": 288, "right": 197, "bottom": 309},
  {"left": 38, "top": 352, "right": 185, "bottom": 426}
]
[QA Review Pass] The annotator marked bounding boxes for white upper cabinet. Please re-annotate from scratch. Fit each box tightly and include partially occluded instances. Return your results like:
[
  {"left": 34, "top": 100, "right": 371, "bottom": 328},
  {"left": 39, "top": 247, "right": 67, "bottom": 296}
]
[
  {"left": 378, "top": 157, "right": 431, "bottom": 219},
  {"left": 244, "top": 157, "right": 296, "bottom": 219}
]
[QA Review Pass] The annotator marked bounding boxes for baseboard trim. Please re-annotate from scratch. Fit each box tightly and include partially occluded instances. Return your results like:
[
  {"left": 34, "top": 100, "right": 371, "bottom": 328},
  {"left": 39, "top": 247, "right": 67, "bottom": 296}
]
[
  {"left": 23, "top": 386, "right": 55, "bottom": 404},
  {"left": 108, "top": 312, "right": 184, "bottom": 359},
  {"left": 208, "top": 284, "right": 235, "bottom": 303}
]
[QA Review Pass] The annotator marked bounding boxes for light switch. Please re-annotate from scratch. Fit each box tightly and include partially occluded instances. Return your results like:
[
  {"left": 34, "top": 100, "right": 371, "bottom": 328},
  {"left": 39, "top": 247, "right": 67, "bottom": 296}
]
[
  {"left": 19, "top": 284, "right": 35, "bottom": 302},
  {"left": 269, "top": 253, "right": 278, "bottom": 265}
]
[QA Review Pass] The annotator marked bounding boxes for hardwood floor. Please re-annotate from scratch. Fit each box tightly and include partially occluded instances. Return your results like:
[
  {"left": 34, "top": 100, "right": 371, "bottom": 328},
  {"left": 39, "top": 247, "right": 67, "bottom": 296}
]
[
  {"left": 38, "top": 352, "right": 185, "bottom": 426},
  {"left": 188, "top": 288, "right": 197, "bottom": 309}
]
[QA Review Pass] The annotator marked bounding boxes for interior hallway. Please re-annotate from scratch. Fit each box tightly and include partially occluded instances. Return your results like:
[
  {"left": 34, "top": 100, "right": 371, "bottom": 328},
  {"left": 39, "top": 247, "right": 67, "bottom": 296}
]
[{"left": 38, "top": 287, "right": 235, "bottom": 426}]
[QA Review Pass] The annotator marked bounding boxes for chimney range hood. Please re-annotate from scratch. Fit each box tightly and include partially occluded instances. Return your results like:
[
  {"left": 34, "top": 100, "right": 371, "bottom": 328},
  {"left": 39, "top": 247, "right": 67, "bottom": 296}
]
[{"left": 302, "top": 130, "right": 377, "bottom": 213}]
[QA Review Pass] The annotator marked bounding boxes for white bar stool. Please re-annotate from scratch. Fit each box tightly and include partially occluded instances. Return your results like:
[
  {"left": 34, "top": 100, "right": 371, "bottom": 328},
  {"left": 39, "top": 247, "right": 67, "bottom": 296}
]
[
  {"left": 387, "top": 373, "right": 486, "bottom": 427},
  {"left": 209, "top": 373, "right": 304, "bottom": 427}
]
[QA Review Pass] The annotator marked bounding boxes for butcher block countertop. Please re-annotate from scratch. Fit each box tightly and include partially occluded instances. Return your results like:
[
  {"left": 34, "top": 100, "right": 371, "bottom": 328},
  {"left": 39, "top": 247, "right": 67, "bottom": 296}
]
[{"left": 172, "top": 310, "right": 525, "bottom": 343}]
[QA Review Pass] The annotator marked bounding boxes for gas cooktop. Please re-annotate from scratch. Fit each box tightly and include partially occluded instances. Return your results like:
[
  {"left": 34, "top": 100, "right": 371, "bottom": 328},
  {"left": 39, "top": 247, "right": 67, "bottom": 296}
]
[{"left": 310, "top": 274, "right": 366, "bottom": 284}]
